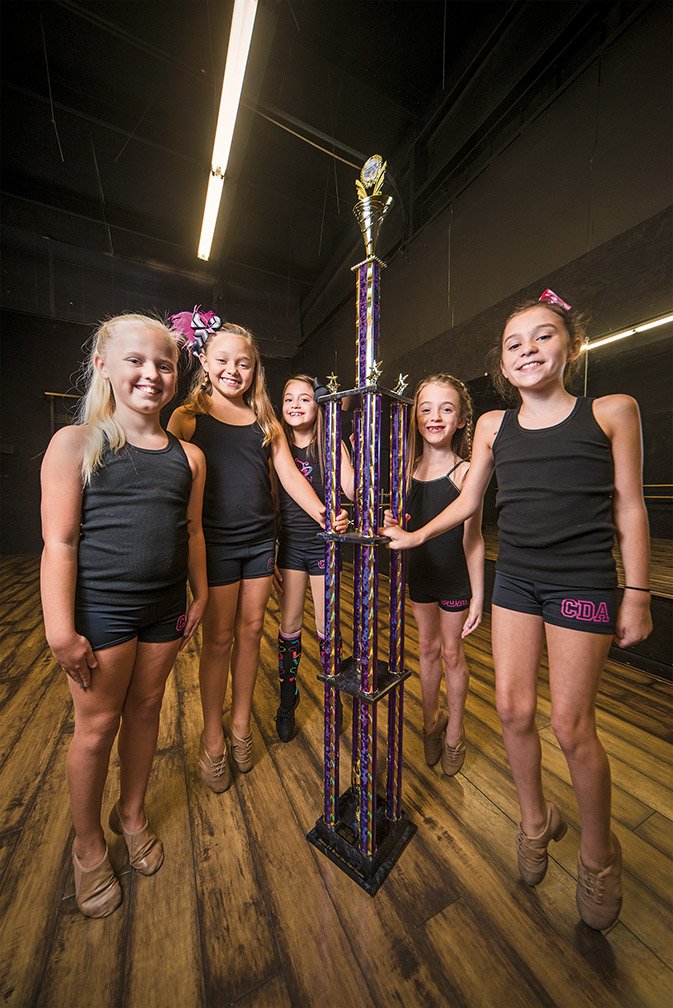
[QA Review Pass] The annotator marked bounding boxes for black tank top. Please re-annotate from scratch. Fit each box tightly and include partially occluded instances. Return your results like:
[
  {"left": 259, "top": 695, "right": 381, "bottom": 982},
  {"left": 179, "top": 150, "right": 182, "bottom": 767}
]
[
  {"left": 493, "top": 397, "right": 616, "bottom": 587},
  {"left": 406, "top": 462, "right": 471, "bottom": 598},
  {"left": 191, "top": 414, "right": 275, "bottom": 547},
  {"left": 77, "top": 433, "right": 192, "bottom": 603},
  {"left": 278, "top": 443, "right": 325, "bottom": 546}
]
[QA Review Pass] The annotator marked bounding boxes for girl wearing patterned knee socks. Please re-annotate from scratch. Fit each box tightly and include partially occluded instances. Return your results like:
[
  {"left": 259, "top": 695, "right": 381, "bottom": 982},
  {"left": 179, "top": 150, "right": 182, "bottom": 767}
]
[{"left": 274, "top": 376, "right": 354, "bottom": 741}]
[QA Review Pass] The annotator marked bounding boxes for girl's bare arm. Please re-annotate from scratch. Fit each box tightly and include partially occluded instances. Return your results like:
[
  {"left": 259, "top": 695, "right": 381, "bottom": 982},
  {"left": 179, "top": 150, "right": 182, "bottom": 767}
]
[
  {"left": 180, "top": 441, "right": 208, "bottom": 648},
  {"left": 381, "top": 411, "right": 501, "bottom": 550},
  {"left": 40, "top": 426, "right": 98, "bottom": 684},
  {"left": 595, "top": 395, "right": 652, "bottom": 647}
]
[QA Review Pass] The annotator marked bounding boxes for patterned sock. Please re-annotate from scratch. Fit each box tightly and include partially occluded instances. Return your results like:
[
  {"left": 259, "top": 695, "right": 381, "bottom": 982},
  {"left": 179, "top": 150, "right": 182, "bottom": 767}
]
[{"left": 278, "top": 630, "right": 301, "bottom": 709}]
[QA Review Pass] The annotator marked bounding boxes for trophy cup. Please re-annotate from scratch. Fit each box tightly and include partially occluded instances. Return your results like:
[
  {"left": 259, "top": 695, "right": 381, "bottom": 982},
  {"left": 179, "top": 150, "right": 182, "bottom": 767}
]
[{"left": 307, "top": 155, "right": 416, "bottom": 894}]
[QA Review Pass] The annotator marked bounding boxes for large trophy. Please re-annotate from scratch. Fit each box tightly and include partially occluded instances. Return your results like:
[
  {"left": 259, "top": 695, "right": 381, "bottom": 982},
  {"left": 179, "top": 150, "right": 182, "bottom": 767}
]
[{"left": 307, "top": 155, "right": 416, "bottom": 894}]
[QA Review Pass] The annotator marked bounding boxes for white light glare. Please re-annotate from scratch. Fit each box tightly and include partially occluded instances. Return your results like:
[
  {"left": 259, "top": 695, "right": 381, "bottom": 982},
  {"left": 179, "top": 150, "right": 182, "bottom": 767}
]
[
  {"left": 581, "top": 312, "right": 673, "bottom": 352},
  {"left": 197, "top": 0, "right": 258, "bottom": 261}
]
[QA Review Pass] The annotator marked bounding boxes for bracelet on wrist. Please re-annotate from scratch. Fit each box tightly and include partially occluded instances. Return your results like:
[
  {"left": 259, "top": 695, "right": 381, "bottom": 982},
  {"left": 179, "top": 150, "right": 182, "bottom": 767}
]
[{"left": 622, "top": 585, "right": 651, "bottom": 593}]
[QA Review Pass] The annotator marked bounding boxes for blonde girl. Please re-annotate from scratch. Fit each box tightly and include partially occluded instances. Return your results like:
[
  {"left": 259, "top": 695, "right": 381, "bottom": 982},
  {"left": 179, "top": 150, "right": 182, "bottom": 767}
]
[
  {"left": 382, "top": 291, "right": 652, "bottom": 930},
  {"left": 168, "top": 311, "right": 347, "bottom": 788},
  {"left": 40, "top": 314, "right": 207, "bottom": 917}
]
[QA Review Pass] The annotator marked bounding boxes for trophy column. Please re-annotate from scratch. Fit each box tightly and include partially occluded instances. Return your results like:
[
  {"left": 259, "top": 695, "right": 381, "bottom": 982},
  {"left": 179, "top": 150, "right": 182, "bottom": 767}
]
[{"left": 307, "top": 155, "right": 416, "bottom": 895}]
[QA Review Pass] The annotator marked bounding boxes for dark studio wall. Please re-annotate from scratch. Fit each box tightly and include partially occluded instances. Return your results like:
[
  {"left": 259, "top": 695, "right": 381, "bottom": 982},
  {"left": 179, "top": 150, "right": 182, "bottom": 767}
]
[{"left": 293, "top": 4, "right": 672, "bottom": 390}]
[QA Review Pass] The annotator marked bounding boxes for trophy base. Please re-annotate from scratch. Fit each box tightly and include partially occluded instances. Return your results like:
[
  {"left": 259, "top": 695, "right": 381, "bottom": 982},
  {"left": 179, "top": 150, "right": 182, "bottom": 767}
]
[{"left": 307, "top": 787, "right": 417, "bottom": 896}]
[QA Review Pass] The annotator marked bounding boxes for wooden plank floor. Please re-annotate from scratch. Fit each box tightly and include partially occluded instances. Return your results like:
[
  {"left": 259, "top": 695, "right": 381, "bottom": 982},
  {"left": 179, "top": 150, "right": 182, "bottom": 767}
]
[{"left": 0, "top": 555, "right": 672, "bottom": 1008}]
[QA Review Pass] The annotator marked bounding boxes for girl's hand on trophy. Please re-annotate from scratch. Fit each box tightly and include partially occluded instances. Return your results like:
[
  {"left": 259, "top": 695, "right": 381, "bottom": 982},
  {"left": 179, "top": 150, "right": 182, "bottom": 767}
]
[
  {"left": 335, "top": 508, "right": 349, "bottom": 534},
  {"left": 383, "top": 509, "right": 410, "bottom": 528},
  {"left": 379, "top": 525, "right": 419, "bottom": 550}
]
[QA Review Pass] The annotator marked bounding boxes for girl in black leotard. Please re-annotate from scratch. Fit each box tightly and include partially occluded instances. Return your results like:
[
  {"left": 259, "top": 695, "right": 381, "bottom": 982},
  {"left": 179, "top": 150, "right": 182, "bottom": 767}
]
[
  {"left": 40, "top": 314, "right": 207, "bottom": 918},
  {"left": 168, "top": 313, "right": 347, "bottom": 789},
  {"left": 388, "top": 374, "right": 484, "bottom": 777},
  {"left": 273, "top": 375, "right": 354, "bottom": 742},
  {"left": 382, "top": 292, "right": 652, "bottom": 931}
]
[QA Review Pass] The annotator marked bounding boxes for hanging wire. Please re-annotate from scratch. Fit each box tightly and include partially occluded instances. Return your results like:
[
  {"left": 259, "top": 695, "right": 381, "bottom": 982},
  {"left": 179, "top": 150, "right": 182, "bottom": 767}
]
[
  {"left": 89, "top": 128, "right": 114, "bottom": 255},
  {"left": 286, "top": 0, "right": 300, "bottom": 32},
  {"left": 328, "top": 68, "right": 342, "bottom": 214},
  {"left": 39, "top": 4, "right": 65, "bottom": 162},
  {"left": 318, "top": 163, "right": 330, "bottom": 258},
  {"left": 114, "top": 95, "right": 157, "bottom": 162}
]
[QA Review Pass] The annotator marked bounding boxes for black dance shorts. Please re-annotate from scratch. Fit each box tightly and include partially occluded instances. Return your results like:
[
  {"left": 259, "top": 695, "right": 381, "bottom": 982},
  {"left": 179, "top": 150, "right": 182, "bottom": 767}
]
[
  {"left": 276, "top": 538, "right": 326, "bottom": 576},
  {"left": 408, "top": 585, "right": 470, "bottom": 612},
  {"left": 206, "top": 538, "right": 276, "bottom": 586},
  {"left": 492, "top": 571, "right": 617, "bottom": 634},
  {"left": 74, "top": 583, "right": 187, "bottom": 652}
]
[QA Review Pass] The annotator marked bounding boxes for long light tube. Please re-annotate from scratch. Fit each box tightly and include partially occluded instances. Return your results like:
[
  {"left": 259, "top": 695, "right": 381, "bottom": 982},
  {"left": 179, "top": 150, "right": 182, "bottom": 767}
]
[
  {"left": 581, "top": 312, "right": 673, "bottom": 352},
  {"left": 197, "top": 0, "right": 258, "bottom": 261}
]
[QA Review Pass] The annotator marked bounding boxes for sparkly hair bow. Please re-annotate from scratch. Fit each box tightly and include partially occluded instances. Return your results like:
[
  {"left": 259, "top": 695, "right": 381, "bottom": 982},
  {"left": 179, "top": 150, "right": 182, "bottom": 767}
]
[
  {"left": 170, "top": 305, "right": 222, "bottom": 356},
  {"left": 538, "top": 289, "right": 572, "bottom": 312}
]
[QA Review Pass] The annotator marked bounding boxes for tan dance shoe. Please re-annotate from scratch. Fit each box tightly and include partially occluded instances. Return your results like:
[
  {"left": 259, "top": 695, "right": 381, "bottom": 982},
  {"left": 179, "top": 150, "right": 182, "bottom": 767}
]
[
  {"left": 72, "top": 843, "right": 122, "bottom": 918},
  {"left": 516, "top": 802, "right": 567, "bottom": 886},
  {"left": 109, "top": 802, "right": 164, "bottom": 876}
]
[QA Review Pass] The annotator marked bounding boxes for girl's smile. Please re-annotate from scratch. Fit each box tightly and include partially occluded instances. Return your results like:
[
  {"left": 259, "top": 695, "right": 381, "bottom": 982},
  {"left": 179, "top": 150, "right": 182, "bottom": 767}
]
[
  {"left": 95, "top": 325, "right": 177, "bottom": 414},
  {"left": 501, "top": 305, "right": 575, "bottom": 388},
  {"left": 417, "top": 383, "right": 465, "bottom": 446},
  {"left": 283, "top": 381, "right": 318, "bottom": 430},
  {"left": 201, "top": 333, "right": 254, "bottom": 399}
]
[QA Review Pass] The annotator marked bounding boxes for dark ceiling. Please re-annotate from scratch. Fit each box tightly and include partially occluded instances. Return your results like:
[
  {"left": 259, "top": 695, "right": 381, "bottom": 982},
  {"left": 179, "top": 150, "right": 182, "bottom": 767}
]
[{"left": 1, "top": 1, "right": 620, "bottom": 356}]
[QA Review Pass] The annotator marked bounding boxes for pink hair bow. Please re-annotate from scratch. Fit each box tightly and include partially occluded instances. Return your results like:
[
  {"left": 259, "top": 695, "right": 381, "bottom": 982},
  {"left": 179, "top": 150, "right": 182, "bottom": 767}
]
[
  {"left": 539, "top": 289, "right": 572, "bottom": 312},
  {"left": 170, "top": 305, "right": 222, "bottom": 356}
]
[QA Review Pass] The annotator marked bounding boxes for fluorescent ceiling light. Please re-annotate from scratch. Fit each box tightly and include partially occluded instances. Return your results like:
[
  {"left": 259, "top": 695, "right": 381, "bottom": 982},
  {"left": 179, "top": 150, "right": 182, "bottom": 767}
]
[
  {"left": 197, "top": 0, "right": 258, "bottom": 261},
  {"left": 581, "top": 312, "right": 673, "bottom": 352}
]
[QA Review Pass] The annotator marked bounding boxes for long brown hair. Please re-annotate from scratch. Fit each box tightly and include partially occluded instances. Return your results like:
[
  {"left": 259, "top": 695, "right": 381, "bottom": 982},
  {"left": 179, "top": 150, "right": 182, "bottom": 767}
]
[
  {"left": 280, "top": 374, "right": 325, "bottom": 479},
  {"left": 181, "top": 322, "right": 278, "bottom": 445},
  {"left": 489, "top": 299, "right": 585, "bottom": 403},
  {"left": 407, "top": 373, "right": 474, "bottom": 486}
]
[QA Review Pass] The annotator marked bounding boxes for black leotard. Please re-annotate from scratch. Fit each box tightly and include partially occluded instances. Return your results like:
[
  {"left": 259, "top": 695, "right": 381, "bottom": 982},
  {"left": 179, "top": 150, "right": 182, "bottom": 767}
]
[
  {"left": 407, "top": 461, "right": 471, "bottom": 601},
  {"left": 492, "top": 397, "right": 616, "bottom": 588},
  {"left": 77, "top": 434, "right": 192, "bottom": 604},
  {"left": 191, "top": 414, "right": 275, "bottom": 548},
  {"left": 278, "top": 443, "right": 325, "bottom": 546}
]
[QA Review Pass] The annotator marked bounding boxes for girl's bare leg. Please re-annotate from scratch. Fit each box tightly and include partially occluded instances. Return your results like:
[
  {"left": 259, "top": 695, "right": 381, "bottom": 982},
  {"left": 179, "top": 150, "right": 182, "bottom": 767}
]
[
  {"left": 545, "top": 624, "right": 613, "bottom": 868},
  {"left": 410, "top": 601, "right": 444, "bottom": 733},
  {"left": 492, "top": 605, "right": 547, "bottom": 836},
  {"left": 279, "top": 568, "right": 310, "bottom": 635},
  {"left": 309, "top": 573, "right": 325, "bottom": 637},
  {"left": 230, "top": 575, "right": 273, "bottom": 739},
  {"left": 66, "top": 638, "right": 138, "bottom": 865},
  {"left": 438, "top": 608, "right": 471, "bottom": 748},
  {"left": 199, "top": 582, "right": 240, "bottom": 755},
  {"left": 116, "top": 638, "right": 182, "bottom": 831}
]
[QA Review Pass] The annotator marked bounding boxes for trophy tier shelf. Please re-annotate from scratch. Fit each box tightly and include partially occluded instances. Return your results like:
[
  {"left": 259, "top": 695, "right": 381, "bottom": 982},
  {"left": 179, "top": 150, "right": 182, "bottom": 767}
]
[
  {"left": 317, "top": 656, "right": 412, "bottom": 702},
  {"left": 316, "top": 382, "right": 413, "bottom": 405}
]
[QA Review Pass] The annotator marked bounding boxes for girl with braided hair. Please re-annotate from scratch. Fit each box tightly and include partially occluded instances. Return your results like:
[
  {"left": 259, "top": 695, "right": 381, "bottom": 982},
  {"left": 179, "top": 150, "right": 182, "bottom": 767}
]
[{"left": 386, "top": 373, "right": 484, "bottom": 776}]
